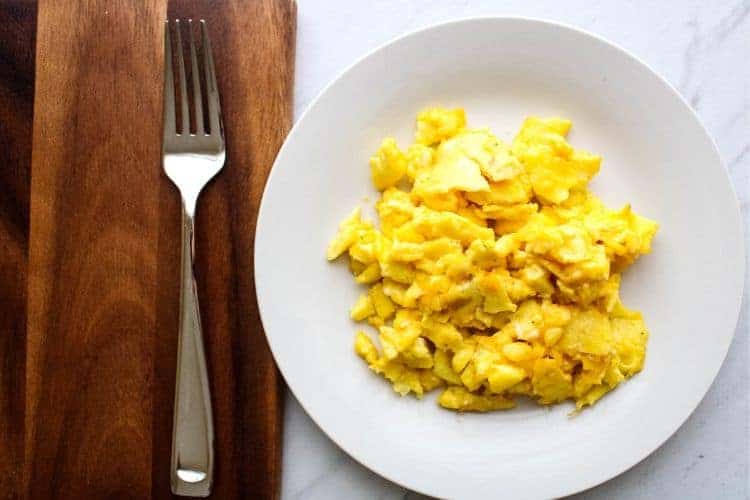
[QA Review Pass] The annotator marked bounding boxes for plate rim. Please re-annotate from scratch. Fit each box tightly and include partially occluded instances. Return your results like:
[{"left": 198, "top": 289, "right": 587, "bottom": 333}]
[{"left": 255, "top": 15, "right": 746, "bottom": 499}]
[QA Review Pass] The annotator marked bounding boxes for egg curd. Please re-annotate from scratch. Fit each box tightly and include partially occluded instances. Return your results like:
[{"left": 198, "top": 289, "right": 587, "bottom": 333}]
[{"left": 327, "top": 108, "right": 658, "bottom": 412}]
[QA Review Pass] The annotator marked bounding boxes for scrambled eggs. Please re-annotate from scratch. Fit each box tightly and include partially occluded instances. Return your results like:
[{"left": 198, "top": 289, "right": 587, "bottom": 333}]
[{"left": 328, "top": 108, "right": 658, "bottom": 412}]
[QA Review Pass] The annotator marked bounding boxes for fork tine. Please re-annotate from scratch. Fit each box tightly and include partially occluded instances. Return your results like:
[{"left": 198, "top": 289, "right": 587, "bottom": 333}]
[
  {"left": 188, "top": 20, "right": 204, "bottom": 135},
  {"left": 163, "top": 21, "right": 176, "bottom": 137},
  {"left": 200, "top": 20, "right": 222, "bottom": 137},
  {"left": 174, "top": 20, "right": 190, "bottom": 135}
]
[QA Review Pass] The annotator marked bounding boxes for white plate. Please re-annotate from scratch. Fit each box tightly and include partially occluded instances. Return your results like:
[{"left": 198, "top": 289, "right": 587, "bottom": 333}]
[{"left": 255, "top": 18, "right": 744, "bottom": 500}]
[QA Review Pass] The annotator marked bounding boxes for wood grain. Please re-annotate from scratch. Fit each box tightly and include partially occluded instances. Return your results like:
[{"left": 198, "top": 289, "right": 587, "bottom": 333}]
[
  {"left": 22, "top": 0, "right": 295, "bottom": 498},
  {"left": 25, "top": 1, "right": 166, "bottom": 497},
  {"left": 0, "top": 2, "right": 36, "bottom": 499}
]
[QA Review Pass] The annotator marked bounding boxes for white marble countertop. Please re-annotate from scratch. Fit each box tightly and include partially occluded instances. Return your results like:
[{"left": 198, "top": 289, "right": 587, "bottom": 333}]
[{"left": 282, "top": 1, "right": 749, "bottom": 498}]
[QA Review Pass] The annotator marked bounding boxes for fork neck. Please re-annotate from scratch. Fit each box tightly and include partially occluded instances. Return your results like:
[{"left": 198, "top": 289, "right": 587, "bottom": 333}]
[{"left": 182, "top": 196, "right": 198, "bottom": 219}]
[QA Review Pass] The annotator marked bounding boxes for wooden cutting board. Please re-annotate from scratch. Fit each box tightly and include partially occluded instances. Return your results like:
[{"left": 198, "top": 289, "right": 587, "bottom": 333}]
[{"left": 0, "top": 0, "right": 296, "bottom": 498}]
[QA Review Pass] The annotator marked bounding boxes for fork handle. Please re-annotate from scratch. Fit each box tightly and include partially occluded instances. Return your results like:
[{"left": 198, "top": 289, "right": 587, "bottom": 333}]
[{"left": 171, "top": 205, "right": 214, "bottom": 497}]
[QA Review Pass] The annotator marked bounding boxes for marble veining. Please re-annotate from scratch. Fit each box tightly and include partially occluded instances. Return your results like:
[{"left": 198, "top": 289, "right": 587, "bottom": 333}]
[{"left": 285, "top": 1, "right": 749, "bottom": 498}]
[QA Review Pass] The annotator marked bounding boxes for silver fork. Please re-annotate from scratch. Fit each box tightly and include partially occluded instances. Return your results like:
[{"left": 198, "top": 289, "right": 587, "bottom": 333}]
[{"left": 163, "top": 19, "right": 224, "bottom": 497}]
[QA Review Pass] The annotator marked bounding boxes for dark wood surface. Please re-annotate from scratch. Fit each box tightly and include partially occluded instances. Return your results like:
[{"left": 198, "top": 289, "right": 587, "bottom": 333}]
[
  {"left": 0, "top": 2, "right": 36, "bottom": 499},
  {"left": 13, "top": 0, "right": 296, "bottom": 498},
  {"left": 25, "top": 0, "right": 166, "bottom": 496}
]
